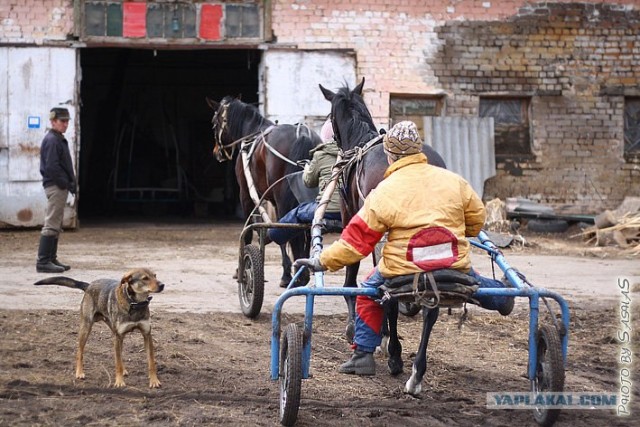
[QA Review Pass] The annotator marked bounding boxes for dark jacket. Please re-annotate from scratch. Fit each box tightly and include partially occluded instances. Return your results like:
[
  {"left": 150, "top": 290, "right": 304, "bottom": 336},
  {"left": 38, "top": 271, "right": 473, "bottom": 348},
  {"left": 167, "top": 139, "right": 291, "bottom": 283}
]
[{"left": 40, "top": 129, "right": 76, "bottom": 194}]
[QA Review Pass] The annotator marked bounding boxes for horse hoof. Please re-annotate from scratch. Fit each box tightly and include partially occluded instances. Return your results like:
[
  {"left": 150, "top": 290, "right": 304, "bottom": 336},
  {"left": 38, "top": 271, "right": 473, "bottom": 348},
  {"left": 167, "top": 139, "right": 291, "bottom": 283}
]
[
  {"left": 404, "top": 375, "right": 422, "bottom": 397},
  {"left": 345, "top": 320, "right": 355, "bottom": 344},
  {"left": 377, "top": 335, "right": 390, "bottom": 358},
  {"left": 388, "top": 357, "right": 403, "bottom": 376}
]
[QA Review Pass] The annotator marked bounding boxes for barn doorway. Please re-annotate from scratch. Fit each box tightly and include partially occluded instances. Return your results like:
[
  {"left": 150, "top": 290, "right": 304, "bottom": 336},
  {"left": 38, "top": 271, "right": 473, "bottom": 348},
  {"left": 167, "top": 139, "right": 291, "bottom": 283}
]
[{"left": 78, "top": 48, "right": 259, "bottom": 220}]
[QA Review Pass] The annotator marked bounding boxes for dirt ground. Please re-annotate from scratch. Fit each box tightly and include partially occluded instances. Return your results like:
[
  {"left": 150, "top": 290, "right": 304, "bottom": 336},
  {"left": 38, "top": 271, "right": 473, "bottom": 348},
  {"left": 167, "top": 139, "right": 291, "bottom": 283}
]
[{"left": 1, "top": 219, "right": 639, "bottom": 426}]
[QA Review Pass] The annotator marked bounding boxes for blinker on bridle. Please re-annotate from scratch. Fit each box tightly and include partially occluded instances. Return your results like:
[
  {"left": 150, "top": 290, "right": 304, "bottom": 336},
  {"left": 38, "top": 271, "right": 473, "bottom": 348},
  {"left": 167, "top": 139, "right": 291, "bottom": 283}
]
[{"left": 212, "top": 102, "right": 234, "bottom": 161}]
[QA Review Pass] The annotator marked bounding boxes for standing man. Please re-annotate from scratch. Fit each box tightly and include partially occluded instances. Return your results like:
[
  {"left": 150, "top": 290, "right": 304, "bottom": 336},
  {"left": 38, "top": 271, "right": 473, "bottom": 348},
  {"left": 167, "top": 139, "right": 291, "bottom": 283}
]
[
  {"left": 36, "top": 107, "right": 76, "bottom": 273},
  {"left": 294, "top": 121, "right": 513, "bottom": 375}
]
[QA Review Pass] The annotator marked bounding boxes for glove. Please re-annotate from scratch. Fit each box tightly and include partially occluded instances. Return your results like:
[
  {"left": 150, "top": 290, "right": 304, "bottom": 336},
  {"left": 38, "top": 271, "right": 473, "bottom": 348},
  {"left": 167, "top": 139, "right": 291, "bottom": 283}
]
[
  {"left": 296, "top": 159, "right": 310, "bottom": 168},
  {"left": 293, "top": 258, "right": 326, "bottom": 272}
]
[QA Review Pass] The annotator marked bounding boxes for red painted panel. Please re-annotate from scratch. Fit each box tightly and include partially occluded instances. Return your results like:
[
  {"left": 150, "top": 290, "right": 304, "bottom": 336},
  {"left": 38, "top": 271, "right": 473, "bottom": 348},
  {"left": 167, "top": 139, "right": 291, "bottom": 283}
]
[
  {"left": 200, "top": 4, "right": 222, "bottom": 40},
  {"left": 123, "top": 2, "right": 147, "bottom": 38}
]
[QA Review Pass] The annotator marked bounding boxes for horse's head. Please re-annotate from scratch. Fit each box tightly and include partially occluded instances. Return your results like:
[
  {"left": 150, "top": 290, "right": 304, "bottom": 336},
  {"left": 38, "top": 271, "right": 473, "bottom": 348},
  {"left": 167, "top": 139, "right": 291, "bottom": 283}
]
[
  {"left": 207, "top": 96, "right": 235, "bottom": 162},
  {"left": 319, "top": 78, "right": 377, "bottom": 151}
]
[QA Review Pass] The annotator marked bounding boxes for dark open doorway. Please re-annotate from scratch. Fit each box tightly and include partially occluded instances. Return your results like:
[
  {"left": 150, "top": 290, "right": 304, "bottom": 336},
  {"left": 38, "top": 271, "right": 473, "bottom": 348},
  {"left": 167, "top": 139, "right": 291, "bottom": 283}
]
[{"left": 78, "top": 48, "right": 259, "bottom": 220}]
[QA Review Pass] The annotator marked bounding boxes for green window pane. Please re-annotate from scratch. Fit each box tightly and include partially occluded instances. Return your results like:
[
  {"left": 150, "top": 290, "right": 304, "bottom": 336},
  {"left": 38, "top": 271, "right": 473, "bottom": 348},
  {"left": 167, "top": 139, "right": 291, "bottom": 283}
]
[
  {"left": 226, "top": 5, "right": 260, "bottom": 38},
  {"left": 183, "top": 6, "right": 197, "bottom": 38},
  {"left": 106, "top": 4, "right": 122, "bottom": 37},
  {"left": 85, "top": 3, "right": 106, "bottom": 36},
  {"left": 147, "top": 3, "right": 164, "bottom": 38}
]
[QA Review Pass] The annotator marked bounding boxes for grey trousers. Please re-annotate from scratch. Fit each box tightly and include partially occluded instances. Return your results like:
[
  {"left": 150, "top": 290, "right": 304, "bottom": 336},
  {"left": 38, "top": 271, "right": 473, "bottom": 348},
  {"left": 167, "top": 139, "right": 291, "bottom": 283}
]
[{"left": 41, "top": 185, "right": 68, "bottom": 237}]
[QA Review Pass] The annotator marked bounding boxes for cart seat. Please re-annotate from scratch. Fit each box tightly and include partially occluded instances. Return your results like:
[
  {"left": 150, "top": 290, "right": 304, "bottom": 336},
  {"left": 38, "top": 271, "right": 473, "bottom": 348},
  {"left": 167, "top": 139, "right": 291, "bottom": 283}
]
[{"left": 379, "top": 269, "right": 480, "bottom": 308}]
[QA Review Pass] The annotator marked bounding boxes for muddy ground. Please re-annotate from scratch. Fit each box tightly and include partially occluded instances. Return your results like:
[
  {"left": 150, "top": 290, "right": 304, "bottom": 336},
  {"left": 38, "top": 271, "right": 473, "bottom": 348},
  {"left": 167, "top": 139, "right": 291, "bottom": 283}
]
[{"left": 0, "top": 220, "right": 639, "bottom": 426}]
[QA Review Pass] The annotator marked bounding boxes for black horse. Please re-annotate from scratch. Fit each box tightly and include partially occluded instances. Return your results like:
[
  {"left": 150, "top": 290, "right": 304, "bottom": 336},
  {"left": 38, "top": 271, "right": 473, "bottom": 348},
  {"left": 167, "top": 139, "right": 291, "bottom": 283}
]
[
  {"left": 319, "top": 78, "right": 447, "bottom": 389},
  {"left": 207, "top": 96, "right": 322, "bottom": 287}
]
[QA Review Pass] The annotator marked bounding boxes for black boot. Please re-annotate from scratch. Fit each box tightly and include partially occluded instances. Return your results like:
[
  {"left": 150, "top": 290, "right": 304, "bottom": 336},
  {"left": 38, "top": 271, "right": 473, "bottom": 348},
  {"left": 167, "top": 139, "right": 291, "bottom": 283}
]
[
  {"left": 51, "top": 237, "right": 70, "bottom": 271},
  {"left": 36, "top": 235, "right": 65, "bottom": 273},
  {"left": 497, "top": 276, "right": 514, "bottom": 316},
  {"left": 473, "top": 275, "right": 514, "bottom": 316},
  {"left": 338, "top": 350, "right": 376, "bottom": 375}
]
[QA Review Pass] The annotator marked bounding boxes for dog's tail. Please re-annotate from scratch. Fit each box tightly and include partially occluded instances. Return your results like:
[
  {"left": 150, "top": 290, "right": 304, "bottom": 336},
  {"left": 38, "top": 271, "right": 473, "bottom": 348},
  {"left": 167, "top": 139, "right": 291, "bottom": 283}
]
[{"left": 33, "top": 277, "right": 89, "bottom": 291}]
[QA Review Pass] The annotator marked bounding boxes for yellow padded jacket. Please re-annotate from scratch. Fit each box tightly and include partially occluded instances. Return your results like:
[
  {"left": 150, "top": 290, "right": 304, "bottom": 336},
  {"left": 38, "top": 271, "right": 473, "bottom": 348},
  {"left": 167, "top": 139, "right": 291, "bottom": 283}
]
[{"left": 320, "top": 153, "right": 485, "bottom": 277}]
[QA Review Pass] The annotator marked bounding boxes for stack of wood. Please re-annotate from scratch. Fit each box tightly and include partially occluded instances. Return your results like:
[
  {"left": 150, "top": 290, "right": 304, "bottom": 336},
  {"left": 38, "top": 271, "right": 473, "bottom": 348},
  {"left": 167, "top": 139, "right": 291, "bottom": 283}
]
[
  {"left": 582, "top": 197, "right": 640, "bottom": 254},
  {"left": 484, "top": 198, "right": 511, "bottom": 233}
]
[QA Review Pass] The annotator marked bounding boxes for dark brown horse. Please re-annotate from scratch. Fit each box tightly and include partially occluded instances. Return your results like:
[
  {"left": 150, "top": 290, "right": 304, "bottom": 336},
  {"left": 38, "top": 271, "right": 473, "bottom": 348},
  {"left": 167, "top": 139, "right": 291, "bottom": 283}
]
[
  {"left": 319, "top": 78, "right": 446, "bottom": 378},
  {"left": 208, "top": 96, "right": 322, "bottom": 287}
]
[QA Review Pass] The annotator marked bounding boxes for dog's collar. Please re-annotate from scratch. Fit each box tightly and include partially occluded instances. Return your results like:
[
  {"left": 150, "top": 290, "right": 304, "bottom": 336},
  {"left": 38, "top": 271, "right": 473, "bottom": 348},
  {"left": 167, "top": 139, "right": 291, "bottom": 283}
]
[{"left": 125, "top": 286, "right": 152, "bottom": 311}]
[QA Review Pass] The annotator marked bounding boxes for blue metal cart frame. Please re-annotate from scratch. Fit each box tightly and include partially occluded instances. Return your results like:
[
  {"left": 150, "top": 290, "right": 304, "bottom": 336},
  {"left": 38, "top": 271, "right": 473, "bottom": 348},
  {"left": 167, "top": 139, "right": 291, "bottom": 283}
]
[
  {"left": 269, "top": 160, "right": 570, "bottom": 426},
  {"left": 270, "top": 223, "right": 570, "bottom": 426}
]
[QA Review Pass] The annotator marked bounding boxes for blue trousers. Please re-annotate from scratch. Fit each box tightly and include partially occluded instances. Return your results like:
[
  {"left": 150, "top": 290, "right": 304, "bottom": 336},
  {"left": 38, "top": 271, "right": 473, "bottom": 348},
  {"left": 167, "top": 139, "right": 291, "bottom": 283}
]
[
  {"left": 353, "top": 267, "right": 510, "bottom": 353},
  {"left": 268, "top": 201, "right": 341, "bottom": 245}
]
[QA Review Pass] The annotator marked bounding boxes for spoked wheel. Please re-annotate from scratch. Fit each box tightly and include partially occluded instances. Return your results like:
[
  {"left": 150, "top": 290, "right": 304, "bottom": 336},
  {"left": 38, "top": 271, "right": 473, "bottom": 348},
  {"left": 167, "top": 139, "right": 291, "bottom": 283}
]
[
  {"left": 398, "top": 301, "right": 421, "bottom": 317},
  {"left": 532, "top": 324, "right": 565, "bottom": 426},
  {"left": 279, "top": 323, "right": 303, "bottom": 426},
  {"left": 238, "top": 244, "right": 264, "bottom": 318}
]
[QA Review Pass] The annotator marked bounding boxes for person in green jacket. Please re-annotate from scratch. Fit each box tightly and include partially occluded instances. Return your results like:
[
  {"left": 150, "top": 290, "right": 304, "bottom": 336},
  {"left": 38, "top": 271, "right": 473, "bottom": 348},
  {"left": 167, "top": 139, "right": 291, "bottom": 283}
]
[{"left": 267, "top": 119, "right": 342, "bottom": 246}]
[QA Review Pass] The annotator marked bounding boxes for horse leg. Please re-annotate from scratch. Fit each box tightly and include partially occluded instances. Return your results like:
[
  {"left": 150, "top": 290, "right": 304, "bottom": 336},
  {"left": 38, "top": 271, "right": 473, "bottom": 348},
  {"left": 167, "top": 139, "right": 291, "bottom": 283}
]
[
  {"left": 343, "top": 262, "right": 360, "bottom": 343},
  {"left": 385, "top": 300, "right": 403, "bottom": 376},
  {"left": 405, "top": 307, "right": 440, "bottom": 397},
  {"left": 279, "top": 244, "right": 293, "bottom": 288},
  {"left": 289, "top": 234, "right": 310, "bottom": 288}
]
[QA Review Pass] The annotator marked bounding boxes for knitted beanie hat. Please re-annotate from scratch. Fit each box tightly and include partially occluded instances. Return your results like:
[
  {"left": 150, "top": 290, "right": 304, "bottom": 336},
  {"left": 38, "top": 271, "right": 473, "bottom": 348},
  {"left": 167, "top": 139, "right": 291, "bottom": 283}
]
[{"left": 383, "top": 121, "right": 423, "bottom": 156}]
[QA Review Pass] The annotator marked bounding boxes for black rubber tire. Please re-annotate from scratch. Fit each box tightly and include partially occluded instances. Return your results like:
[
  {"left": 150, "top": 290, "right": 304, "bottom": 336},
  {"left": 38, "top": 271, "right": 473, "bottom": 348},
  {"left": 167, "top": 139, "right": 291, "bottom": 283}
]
[
  {"left": 238, "top": 244, "right": 264, "bottom": 319},
  {"left": 279, "top": 323, "right": 303, "bottom": 426},
  {"left": 399, "top": 301, "right": 422, "bottom": 317},
  {"left": 526, "top": 219, "right": 569, "bottom": 234},
  {"left": 532, "top": 324, "right": 565, "bottom": 426}
]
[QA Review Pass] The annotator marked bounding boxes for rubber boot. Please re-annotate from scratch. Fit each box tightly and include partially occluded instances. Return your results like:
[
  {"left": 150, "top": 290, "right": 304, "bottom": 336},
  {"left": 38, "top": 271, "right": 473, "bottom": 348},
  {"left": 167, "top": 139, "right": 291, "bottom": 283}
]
[
  {"left": 51, "top": 237, "right": 71, "bottom": 271},
  {"left": 497, "top": 276, "right": 515, "bottom": 315},
  {"left": 338, "top": 350, "right": 376, "bottom": 375},
  {"left": 36, "top": 235, "right": 65, "bottom": 273},
  {"left": 474, "top": 276, "right": 514, "bottom": 316}
]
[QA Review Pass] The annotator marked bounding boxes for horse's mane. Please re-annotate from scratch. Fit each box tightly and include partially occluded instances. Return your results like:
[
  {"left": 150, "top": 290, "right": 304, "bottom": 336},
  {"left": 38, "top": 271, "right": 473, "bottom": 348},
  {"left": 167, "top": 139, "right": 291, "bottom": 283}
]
[
  {"left": 224, "top": 96, "right": 274, "bottom": 138},
  {"left": 331, "top": 86, "right": 378, "bottom": 151}
]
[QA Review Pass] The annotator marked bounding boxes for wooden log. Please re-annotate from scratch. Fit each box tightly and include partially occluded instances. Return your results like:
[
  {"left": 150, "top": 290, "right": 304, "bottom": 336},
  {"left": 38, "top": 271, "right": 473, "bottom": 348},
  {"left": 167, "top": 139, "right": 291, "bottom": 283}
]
[{"left": 594, "top": 210, "right": 617, "bottom": 229}]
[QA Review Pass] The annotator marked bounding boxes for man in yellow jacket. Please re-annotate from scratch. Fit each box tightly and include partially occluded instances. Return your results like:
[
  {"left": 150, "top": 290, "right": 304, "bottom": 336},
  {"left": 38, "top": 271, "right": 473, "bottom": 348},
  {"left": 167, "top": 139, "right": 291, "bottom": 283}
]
[{"left": 294, "top": 120, "right": 513, "bottom": 376}]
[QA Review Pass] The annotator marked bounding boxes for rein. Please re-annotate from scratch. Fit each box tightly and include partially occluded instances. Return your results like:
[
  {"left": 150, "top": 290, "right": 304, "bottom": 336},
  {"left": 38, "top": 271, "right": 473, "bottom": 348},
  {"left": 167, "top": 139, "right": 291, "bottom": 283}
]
[
  {"left": 338, "top": 134, "right": 384, "bottom": 209},
  {"left": 215, "top": 122, "right": 305, "bottom": 168}
]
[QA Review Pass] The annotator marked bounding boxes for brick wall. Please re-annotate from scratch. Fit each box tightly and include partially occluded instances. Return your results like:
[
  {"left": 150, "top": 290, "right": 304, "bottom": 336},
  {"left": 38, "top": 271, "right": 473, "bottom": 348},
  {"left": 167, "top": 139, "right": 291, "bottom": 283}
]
[
  {"left": 271, "top": 1, "right": 640, "bottom": 213},
  {"left": 0, "top": 0, "right": 74, "bottom": 44}
]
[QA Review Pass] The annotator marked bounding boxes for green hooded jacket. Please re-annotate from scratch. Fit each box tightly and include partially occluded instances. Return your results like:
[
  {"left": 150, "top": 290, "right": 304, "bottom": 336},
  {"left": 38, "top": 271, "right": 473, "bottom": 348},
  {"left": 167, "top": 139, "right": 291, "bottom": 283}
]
[{"left": 303, "top": 139, "right": 341, "bottom": 213}]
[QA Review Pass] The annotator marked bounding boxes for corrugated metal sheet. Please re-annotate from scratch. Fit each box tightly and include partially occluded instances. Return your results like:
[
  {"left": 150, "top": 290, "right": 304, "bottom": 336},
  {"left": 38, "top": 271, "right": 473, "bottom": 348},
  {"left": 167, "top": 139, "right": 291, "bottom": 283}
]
[{"left": 423, "top": 116, "right": 495, "bottom": 198}]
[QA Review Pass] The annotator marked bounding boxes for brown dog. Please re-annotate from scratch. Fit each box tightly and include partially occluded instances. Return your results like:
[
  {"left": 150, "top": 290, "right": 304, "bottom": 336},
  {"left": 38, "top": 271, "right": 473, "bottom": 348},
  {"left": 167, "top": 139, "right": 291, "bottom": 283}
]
[{"left": 34, "top": 268, "right": 164, "bottom": 388}]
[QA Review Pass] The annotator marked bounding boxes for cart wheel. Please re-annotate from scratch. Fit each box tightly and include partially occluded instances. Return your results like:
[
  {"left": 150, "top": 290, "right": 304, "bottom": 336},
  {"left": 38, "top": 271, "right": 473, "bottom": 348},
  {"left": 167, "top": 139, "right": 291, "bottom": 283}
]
[
  {"left": 279, "top": 323, "right": 303, "bottom": 426},
  {"left": 532, "top": 324, "right": 565, "bottom": 426},
  {"left": 399, "top": 301, "right": 421, "bottom": 317},
  {"left": 238, "top": 244, "right": 264, "bottom": 319}
]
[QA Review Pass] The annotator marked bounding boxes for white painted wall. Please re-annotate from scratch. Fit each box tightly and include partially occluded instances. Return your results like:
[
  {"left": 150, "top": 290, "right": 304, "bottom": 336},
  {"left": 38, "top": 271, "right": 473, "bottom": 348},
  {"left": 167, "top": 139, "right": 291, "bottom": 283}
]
[
  {"left": 260, "top": 49, "right": 356, "bottom": 131},
  {"left": 0, "top": 47, "right": 78, "bottom": 228}
]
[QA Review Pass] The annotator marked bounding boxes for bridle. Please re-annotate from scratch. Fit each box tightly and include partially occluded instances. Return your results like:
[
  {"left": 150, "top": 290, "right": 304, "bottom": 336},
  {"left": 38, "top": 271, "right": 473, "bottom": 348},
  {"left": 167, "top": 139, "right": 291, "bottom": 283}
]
[{"left": 211, "top": 101, "right": 235, "bottom": 162}]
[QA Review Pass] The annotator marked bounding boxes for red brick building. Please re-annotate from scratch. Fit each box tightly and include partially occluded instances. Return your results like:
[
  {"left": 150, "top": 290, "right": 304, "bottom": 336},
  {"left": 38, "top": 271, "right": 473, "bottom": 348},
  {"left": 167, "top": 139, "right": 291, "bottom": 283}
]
[{"left": 1, "top": 1, "right": 639, "bottom": 226}]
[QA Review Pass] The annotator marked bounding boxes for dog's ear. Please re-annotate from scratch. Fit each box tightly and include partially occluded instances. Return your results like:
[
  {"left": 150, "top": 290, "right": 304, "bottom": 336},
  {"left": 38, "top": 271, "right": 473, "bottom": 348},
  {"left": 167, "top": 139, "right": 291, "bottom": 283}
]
[{"left": 121, "top": 272, "right": 133, "bottom": 285}]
